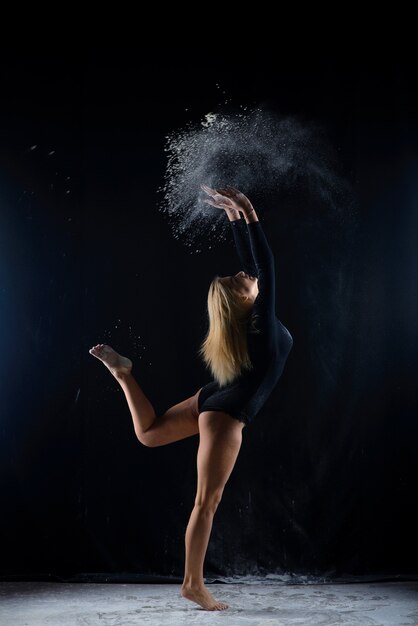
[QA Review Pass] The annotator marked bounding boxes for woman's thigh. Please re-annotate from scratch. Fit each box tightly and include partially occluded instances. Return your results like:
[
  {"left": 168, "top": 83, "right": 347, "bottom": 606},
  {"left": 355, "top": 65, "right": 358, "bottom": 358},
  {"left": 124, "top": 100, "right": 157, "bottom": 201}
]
[
  {"left": 195, "top": 411, "right": 244, "bottom": 505},
  {"left": 141, "top": 387, "right": 202, "bottom": 447}
]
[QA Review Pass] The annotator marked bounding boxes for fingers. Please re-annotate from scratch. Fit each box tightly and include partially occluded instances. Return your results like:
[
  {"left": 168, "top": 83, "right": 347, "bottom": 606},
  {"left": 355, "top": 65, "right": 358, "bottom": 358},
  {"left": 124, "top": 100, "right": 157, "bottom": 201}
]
[
  {"left": 201, "top": 184, "right": 217, "bottom": 196},
  {"left": 204, "top": 199, "right": 231, "bottom": 210},
  {"left": 215, "top": 185, "right": 243, "bottom": 199},
  {"left": 201, "top": 183, "right": 244, "bottom": 197},
  {"left": 225, "top": 185, "right": 243, "bottom": 195},
  {"left": 201, "top": 183, "right": 246, "bottom": 208},
  {"left": 215, "top": 186, "right": 233, "bottom": 197}
]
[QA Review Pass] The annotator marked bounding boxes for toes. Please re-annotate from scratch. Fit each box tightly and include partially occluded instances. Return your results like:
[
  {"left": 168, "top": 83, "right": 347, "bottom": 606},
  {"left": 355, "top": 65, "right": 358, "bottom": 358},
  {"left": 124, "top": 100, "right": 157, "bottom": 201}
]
[{"left": 89, "top": 345, "right": 103, "bottom": 355}]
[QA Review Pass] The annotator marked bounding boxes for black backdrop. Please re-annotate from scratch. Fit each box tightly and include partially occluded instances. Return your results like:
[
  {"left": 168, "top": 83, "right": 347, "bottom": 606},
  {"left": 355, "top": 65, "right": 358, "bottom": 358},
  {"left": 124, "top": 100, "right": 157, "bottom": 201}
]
[{"left": 1, "top": 48, "right": 417, "bottom": 583}]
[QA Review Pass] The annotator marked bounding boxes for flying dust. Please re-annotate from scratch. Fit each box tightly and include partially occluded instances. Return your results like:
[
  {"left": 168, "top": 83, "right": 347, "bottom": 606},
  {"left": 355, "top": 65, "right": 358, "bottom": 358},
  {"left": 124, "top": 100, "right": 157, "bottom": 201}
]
[{"left": 158, "top": 107, "right": 357, "bottom": 252}]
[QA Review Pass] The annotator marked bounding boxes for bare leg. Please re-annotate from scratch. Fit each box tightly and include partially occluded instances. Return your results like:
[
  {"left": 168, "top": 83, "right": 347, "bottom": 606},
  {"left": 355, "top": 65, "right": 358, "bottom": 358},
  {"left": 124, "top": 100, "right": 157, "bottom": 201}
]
[
  {"left": 181, "top": 410, "right": 245, "bottom": 611},
  {"left": 89, "top": 343, "right": 201, "bottom": 445},
  {"left": 89, "top": 343, "right": 156, "bottom": 437}
]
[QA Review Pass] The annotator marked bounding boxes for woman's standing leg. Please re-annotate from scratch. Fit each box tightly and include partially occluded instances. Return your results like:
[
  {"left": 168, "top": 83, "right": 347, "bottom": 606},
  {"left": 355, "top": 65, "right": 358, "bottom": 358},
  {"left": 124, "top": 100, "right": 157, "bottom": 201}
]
[{"left": 181, "top": 410, "right": 245, "bottom": 611}]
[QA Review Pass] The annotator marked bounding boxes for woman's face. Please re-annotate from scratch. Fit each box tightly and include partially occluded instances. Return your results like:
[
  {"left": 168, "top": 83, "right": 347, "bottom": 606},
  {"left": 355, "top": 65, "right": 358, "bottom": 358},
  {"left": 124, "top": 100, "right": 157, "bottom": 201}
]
[{"left": 220, "top": 271, "right": 259, "bottom": 303}]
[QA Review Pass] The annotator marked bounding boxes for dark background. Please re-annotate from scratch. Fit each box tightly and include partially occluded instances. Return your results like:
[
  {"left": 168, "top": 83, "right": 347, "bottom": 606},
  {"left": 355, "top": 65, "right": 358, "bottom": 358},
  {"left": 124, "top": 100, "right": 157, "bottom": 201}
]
[{"left": 1, "top": 48, "right": 417, "bottom": 583}]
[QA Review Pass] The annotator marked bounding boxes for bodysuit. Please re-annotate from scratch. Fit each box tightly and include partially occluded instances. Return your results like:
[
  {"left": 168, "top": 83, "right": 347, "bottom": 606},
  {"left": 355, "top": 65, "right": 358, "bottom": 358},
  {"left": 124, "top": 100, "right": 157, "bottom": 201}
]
[{"left": 197, "top": 217, "right": 294, "bottom": 426}]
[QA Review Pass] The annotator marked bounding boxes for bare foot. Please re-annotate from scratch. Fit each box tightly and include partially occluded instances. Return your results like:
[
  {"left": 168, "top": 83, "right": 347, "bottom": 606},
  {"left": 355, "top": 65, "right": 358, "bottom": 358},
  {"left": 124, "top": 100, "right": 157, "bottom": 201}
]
[
  {"left": 180, "top": 584, "right": 229, "bottom": 611},
  {"left": 89, "top": 343, "right": 132, "bottom": 378}
]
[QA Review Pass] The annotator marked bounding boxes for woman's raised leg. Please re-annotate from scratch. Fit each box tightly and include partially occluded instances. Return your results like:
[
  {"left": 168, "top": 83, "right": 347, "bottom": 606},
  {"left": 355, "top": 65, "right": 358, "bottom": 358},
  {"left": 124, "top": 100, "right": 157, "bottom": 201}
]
[
  {"left": 181, "top": 410, "right": 245, "bottom": 611},
  {"left": 89, "top": 343, "right": 200, "bottom": 445}
]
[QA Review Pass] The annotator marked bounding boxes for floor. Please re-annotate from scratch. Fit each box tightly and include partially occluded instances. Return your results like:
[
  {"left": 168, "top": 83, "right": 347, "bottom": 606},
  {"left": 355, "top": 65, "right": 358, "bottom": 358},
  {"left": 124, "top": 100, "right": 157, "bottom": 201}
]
[{"left": 1, "top": 580, "right": 418, "bottom": 625}]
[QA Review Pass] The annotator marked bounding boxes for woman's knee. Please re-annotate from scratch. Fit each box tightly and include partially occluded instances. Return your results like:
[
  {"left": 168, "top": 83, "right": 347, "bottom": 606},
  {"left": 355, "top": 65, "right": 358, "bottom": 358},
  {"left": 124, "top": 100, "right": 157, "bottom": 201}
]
[
  {"left": 194, "top": 489, "right": 224, "bottom": 514},
  {"left": 137, "top": 431, "right": 158, "bottom": 447}
]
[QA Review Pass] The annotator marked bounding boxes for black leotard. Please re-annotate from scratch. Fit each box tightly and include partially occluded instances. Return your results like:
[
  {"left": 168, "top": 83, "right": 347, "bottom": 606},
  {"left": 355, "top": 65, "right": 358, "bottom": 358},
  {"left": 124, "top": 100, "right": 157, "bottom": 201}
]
[{"left": 198, "top": 217, "right": 294, "bottom": 426}]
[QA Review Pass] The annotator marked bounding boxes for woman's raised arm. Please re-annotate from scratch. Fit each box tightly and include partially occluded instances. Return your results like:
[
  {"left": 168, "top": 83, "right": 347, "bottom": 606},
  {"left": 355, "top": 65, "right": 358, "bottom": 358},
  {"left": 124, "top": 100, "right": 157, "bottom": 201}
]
[
  {"left": 203, "top": 185, "right": 276, "bottom": 323},
  {"left": 201, "top": 184, "right": 258, "bottom": 276}
]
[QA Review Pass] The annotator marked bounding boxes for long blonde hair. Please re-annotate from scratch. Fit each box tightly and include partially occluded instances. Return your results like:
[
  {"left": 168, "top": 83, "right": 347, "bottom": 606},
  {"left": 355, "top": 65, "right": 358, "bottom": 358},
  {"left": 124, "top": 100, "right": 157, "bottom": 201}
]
[{"left": 198, "top": 276, "right": 259, "bottom": 387}]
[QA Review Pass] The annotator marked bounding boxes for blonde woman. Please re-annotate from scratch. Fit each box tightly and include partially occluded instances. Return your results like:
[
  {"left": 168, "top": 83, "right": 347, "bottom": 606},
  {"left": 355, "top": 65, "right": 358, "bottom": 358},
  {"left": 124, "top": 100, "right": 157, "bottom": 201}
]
[{"left": 89, "top": 186, "right": 293, "bottom": 611}]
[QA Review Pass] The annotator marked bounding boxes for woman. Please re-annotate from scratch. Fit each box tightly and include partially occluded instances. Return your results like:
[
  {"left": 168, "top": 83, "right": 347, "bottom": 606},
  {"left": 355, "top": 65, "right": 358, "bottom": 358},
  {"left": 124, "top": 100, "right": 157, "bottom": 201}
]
[{"left": 89, "top": 186, "right": 293, "bottom": 611}]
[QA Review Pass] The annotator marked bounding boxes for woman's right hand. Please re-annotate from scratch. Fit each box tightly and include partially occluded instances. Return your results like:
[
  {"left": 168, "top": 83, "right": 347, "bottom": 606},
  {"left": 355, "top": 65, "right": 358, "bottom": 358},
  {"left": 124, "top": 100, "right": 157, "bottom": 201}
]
[
  {"left": 201, "top": 184, "right": 238, "bottom": 214},
  {"left": 201, "top": 184, "right": 254, "bottom": 216}
]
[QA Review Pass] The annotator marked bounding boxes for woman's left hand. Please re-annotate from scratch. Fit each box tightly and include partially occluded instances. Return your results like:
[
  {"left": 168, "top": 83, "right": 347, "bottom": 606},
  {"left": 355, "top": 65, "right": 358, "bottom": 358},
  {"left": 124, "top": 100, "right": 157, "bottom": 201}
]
[
  {"left": 201, "top": 184, "right": 253, "bottom": 216},
  {"left": 201, "top": 184, "right": 237, "bottom": 212}
]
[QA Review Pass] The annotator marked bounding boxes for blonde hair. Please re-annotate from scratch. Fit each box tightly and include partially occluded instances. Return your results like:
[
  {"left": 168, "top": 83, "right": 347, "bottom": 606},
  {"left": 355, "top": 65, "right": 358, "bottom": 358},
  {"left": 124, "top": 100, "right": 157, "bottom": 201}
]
[{"left": 198, "top": 276, "right": 259, "bottom": 387}]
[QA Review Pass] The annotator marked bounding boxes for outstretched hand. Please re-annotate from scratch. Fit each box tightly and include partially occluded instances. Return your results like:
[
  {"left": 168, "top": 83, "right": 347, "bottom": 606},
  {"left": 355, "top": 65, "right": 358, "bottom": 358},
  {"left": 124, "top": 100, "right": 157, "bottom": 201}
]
[{"left": 201, "top": 184, "right": 254, "bottom": 216}]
